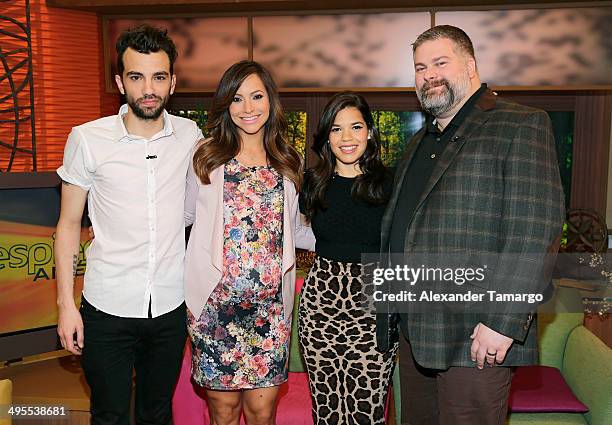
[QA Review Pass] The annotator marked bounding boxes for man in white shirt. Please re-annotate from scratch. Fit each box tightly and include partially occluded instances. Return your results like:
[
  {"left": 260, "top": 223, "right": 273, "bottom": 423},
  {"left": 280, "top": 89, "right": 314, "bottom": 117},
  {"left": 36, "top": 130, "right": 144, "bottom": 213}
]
[{"left": 55, "top": 25, "right": 201, "bottom": 425}]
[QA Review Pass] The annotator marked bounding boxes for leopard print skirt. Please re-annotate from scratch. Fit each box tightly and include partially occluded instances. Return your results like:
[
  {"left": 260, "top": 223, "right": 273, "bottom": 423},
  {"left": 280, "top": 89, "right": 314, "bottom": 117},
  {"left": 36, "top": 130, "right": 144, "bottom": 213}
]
[{"left": 298, "top": 255, "right": 398, "bottom": 425}]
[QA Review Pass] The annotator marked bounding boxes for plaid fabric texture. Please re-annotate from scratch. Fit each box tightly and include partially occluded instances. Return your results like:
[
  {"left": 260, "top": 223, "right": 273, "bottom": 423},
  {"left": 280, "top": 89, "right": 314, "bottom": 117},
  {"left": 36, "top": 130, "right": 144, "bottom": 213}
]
[{"left": 376, "top": 90, "right": 566, "bottom": 369}]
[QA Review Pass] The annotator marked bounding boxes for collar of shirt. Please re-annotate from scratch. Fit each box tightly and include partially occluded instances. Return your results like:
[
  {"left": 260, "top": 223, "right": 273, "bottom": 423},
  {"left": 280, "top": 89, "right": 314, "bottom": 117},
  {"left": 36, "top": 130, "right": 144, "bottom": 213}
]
[
  {"left": 427, "top": 83, "right": 488, "bottom": 136},
  {"left": 113, "top": 104, "right": 175, "bottom": 143}
]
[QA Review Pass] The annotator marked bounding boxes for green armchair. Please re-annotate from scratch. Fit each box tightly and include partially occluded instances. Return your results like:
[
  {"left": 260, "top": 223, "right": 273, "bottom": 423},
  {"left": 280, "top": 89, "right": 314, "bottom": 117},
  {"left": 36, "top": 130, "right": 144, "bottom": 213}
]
[{"left": 507, "top": 312, "right": 612, "bottom": 425}]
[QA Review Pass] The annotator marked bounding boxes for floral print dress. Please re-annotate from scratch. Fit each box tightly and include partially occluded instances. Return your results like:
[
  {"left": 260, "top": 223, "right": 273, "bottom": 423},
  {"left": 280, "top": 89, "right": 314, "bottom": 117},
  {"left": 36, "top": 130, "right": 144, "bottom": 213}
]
[{"left": 188, "top": 158, "right": 288, "bottom": 390}]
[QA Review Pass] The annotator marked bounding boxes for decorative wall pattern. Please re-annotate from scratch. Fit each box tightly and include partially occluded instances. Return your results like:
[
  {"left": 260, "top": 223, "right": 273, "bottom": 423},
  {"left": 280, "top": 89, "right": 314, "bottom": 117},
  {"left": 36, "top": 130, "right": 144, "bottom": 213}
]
[
  {"left": 106, "top": 18, "right": 249, "bottom": 90},
  {"left": 104, "top": 9, "right": 612, "bottom": 90},
  {"left": 436, "top": 8, "right": 612, "bottom": 86},
  {"left": 0, "top": 0, "right": 36, "bottom": 171},
  {"left": 252, "top": 14, "right": 430, "bottom": 88}
]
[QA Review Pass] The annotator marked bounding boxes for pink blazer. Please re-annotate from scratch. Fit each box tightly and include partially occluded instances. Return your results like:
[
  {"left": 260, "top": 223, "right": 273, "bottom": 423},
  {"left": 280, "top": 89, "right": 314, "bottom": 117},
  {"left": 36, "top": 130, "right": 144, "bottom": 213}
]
[{"left": 184, "top": 160, "right": 315, "bottom": 321}]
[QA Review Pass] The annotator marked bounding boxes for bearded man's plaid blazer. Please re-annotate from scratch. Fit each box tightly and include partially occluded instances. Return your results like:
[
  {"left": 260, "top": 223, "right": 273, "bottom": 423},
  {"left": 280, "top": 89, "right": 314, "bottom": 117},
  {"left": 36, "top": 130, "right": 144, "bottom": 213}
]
[{"left": 376, "top": 89, "right": 565, "bottom": 369}]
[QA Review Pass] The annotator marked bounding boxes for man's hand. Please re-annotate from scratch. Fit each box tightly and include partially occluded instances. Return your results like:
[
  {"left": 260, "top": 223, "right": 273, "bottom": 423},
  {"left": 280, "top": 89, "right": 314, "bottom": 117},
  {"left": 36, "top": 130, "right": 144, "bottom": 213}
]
[
  {"left": 57, "top": 302, "right": 84, "bottom": 355},
  {"left": 470, "top": 322, "right": 513, "bottom": 369}
]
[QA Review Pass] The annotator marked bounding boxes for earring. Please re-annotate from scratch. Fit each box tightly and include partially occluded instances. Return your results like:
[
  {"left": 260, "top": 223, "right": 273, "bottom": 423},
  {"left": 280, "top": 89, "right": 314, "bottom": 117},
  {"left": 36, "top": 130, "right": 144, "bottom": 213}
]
[{"left": 327, "top": 140, "right": 330, "bottom": 144}]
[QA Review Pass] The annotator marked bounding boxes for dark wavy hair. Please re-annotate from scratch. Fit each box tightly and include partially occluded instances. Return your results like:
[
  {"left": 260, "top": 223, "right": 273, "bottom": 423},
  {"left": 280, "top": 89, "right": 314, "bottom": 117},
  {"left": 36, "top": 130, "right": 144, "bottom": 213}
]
[
  {"left": 116, "top": 24, "right": 178, "bottom": 76},
  {"left": 302, "top": 92, "right": 389, "bottom": 221},
  {"left": 192, "top": 61, "right": 302, "bottom": 189}
]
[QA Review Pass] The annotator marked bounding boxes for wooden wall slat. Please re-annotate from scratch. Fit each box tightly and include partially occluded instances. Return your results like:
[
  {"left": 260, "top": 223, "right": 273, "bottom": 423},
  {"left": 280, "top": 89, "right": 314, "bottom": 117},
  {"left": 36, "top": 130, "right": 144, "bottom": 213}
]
[{"left": 571, "top": 92, "right": 612, "bottom": 217}]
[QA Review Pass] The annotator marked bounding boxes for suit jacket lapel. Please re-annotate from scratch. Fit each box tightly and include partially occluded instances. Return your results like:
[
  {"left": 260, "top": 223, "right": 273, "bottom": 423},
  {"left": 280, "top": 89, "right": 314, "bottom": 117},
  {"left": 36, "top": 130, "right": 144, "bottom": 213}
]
[
  {"left": 410, "top": 91, "right": 497, "bottom": 227},
  {"left": 381, "top": 128, "right": 425, "bottom": 249}
]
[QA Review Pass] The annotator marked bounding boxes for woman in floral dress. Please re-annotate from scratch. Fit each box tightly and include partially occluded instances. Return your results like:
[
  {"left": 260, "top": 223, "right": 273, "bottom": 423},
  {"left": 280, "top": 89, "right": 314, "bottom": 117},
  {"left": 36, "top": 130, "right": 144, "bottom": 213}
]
[{"left": 184, "top": 61, "right": 314, "bottom": 425}]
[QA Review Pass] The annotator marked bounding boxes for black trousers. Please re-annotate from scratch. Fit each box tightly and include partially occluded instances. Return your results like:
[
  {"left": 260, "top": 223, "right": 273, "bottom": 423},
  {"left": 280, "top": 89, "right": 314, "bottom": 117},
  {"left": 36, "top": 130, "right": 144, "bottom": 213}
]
[
  {"left": 399, "top": 335, "right": 513, "bottom": 425},
  {"left": 80, "top": 297, "right": 187, "bottom": 425}
]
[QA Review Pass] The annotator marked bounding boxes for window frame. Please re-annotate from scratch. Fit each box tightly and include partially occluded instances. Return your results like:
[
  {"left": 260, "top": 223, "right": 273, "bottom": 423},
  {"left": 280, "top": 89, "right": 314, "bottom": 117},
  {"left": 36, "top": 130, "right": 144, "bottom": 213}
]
[{"left": 168, "top": 90, "right": 612, "bottom": 215}]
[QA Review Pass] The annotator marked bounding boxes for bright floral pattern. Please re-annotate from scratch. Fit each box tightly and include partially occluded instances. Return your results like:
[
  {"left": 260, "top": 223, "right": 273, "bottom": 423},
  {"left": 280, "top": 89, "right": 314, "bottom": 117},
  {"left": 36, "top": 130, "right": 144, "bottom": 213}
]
[{"left": 188, "top": 158, "right": 287, "bottom": 390}]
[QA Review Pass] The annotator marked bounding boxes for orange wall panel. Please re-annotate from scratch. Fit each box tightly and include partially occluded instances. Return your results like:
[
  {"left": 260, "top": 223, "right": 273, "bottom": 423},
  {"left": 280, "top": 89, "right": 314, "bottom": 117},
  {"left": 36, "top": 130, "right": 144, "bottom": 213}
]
[{"left": 1, "top": 0, "right": 119, "bottom": 172}]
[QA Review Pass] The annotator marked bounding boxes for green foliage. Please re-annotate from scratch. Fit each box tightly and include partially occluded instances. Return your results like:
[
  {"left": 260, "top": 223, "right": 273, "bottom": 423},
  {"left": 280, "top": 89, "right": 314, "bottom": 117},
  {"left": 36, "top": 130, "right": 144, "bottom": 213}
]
[
  {"left": 548, "top": 111, "right": 573, "bottom": 210},
  {"left": 373, "top": 111, "right": 424, "bottom": 166},
  {"left": 561, "top": 222, "right": 568, "bottom": 248},
  {"left": 286, "top": 111, "right": 306, "bottom": 158},
  {"left": 172, "top": 107, "right": 209, "bottom": 137}
]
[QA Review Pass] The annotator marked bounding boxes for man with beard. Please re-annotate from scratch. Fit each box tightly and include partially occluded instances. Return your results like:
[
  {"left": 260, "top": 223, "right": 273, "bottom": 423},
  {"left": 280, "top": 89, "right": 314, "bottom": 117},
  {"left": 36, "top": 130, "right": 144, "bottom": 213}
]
[
  {"left": 55, "top": 25, "right": 201, "bottom": 425},
  {"left": 376, "top": 26, "right": 565, "bottom": 425}
]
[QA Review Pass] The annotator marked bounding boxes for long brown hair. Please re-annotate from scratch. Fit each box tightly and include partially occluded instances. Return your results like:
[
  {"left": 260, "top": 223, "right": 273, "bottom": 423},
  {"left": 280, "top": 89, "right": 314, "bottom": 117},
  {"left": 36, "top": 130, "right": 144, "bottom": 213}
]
[
  {"left": 193, "top": 60, "right": 302, "bottom": 189},
  {"left": 302, "top": 92, "right": 389, "bottom": 221}
]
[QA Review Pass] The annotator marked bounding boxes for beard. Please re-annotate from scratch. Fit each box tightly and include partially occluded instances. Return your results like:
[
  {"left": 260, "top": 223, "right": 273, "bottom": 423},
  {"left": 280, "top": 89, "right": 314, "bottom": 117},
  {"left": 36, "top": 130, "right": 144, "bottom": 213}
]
[
  {"left": 126, "top": 93, "right": 169, "bottom": 121},
  {"left": 416, "top": 73, "right": 470, "bottom": 117}
]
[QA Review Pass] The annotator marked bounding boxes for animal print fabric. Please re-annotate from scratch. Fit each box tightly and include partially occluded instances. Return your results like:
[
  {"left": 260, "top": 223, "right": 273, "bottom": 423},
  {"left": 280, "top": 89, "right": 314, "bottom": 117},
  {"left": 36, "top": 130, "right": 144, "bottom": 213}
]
[{"left": 298, "top": 255, "right": 398, "bottom": 424}]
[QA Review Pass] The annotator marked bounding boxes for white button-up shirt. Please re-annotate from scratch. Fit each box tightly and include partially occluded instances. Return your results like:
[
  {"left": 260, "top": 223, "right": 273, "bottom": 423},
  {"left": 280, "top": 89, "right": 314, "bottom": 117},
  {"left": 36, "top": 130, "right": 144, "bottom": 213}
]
[{"left": 57, "top": 104, "right": 202, "bottom": 318}]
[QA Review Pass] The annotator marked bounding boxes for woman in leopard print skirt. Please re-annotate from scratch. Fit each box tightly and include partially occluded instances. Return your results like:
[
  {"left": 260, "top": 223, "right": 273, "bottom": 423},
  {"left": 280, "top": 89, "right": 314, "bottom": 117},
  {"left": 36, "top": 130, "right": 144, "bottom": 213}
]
[{"left": 298, "top": 92, "right": 398, "bottom": 425}]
